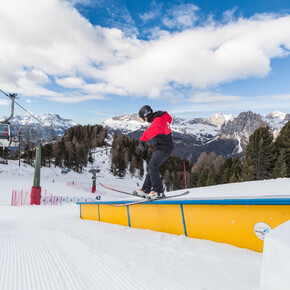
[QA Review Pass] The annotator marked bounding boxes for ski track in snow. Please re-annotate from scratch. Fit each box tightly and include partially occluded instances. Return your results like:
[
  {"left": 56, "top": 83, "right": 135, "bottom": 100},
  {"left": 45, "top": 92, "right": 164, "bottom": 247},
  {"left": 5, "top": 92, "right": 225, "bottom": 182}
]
[
  {"left": 0, "top": 209, "right": 151, "bottom": 290},
  {"left": 0, "top": 205, "right": 261, "bottom": 290}
]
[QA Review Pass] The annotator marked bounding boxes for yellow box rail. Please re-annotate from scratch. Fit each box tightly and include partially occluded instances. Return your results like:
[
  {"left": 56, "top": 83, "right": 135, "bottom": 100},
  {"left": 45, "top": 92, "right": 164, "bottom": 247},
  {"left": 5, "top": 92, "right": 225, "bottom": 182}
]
[{"left": 77, "top": 197, "right": 290, "bottom": 252}]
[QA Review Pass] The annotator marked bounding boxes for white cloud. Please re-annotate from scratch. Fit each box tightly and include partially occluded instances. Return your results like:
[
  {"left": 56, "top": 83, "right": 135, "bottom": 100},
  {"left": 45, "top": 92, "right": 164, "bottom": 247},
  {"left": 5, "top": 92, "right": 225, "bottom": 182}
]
[
  {"left": 171, "top": 93, "right": 290, "bottom": 117},
  {"left": 45, "top": 93, "right": 109, "bottom": 103},
  {"left": 222, "top": 7, "right": 238, "bottom": 23},
  {"left": 139, "top": 2, "right": 161, "bottom": 23},
  {"left": 188, "top": 92, "right": 242, "bottom": 103},
  {"left": 273, "top": 94, "right": 290, "bottom": 100},
  {"left": 56, "top": 76, "right": 86, "bottom": 88},
  {"left": 86, "top": 109, "right": 118, "bottom": 117},
  {"left": 83, "top": 83, "right": 127, "bottom": 96},
  {"left": 1, "top": 0, "right": 290, "bottom": 105},
  {"left": 140, "top": 11, "right": 158, "bottom": 23},
  {"left": 162, "top": 4, "right": 200, "bottom": 29},
  {"left": 0, "top": 99, "right": 10, "bottom": 106},
  {"left": 25, "top": 70, "right": 50, "bottom": 84},
  {"left": 67, "top": 0, "right": 92, "bottom": 5},
  {"left": 100, "top": 14, "right": 290, "bottom": 99}
]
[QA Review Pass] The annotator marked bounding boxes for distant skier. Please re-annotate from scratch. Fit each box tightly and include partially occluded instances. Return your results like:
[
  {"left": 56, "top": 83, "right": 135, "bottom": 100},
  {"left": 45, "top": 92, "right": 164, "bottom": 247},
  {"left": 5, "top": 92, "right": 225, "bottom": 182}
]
[{"left": 138, "top": 105, "right": 174, "bottom": 199}]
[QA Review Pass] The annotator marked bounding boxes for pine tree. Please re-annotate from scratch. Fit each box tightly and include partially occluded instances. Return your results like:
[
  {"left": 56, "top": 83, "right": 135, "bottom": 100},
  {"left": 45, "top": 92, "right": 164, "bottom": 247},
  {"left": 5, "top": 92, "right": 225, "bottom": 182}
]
[
  {"left": 229, "top": 157, "right": 243, "bottom": 183},
  {"left": 164, "top": 170, "right": 172, "bottom": 191},
  {"left": 198, "top": 170, "right": 208, "bottom": 187},
  {"left": 206, "top": 170, "right": 216, "bottom": 186},
  {"left": 189, "top": 171, "right": 199, "bottom": 188},
  {"left": 243, "top": 126, "right": 275, "bottom": 180},
  {"left": 272, "top": 149, "right": 288, "bottom": 178},
  {"left": 88, "top": 151, "right": 94, "bottom": 164},
  {"left": 274, "top": 121, "right": 290, "bottom": 177},
  {"left": 129, "top": 156, "right": 137, "bottom": 175},
  {"left": 217, "top": 158, "right": 233, "bottom": 184}
]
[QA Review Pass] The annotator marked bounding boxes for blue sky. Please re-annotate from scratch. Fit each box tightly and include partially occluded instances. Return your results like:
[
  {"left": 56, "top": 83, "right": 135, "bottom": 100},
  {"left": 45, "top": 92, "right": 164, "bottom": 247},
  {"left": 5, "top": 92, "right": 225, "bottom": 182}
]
[{"left": 0, "top": 0, "right": 290, "bottom": 125}]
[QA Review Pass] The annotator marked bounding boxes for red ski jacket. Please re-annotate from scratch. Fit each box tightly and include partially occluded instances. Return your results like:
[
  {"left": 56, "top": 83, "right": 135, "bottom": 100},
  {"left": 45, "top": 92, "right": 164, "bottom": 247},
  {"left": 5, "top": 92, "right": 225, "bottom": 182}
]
[{"left": 140, "top": 111, "right": 174, "bottom": 152}]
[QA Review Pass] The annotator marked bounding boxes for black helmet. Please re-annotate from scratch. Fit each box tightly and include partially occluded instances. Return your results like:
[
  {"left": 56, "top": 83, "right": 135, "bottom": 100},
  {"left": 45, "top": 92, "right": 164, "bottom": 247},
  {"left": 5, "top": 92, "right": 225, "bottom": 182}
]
[{"left": 139, "top": 105, "right": 153, "bottom": 121}]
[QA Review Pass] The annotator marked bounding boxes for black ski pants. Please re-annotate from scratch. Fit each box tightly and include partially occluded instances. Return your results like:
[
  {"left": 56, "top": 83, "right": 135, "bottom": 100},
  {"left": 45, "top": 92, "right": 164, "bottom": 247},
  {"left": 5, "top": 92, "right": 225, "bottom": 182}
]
[{"left": 142, "top": 150, "right": 172, "bottom": 194}]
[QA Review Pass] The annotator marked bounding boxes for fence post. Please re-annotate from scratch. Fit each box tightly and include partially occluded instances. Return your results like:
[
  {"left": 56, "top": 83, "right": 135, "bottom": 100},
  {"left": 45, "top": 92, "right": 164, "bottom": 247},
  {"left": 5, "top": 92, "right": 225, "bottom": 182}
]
[
  {"left": 25, "top": 191, "right": 28, "bottom": 205},
  {"left": 11, "top": 190, "right": 14, "bottom": 206},
  {"left": 30, "top": 143, "right": 42, "bottom": 205}
]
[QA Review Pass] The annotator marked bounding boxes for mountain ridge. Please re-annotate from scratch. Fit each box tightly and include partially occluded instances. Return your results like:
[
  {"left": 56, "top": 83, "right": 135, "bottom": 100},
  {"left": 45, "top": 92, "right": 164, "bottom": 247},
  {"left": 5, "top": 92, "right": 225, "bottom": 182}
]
[
  {"left": 102, "top": 110, "right": 289, "bottom": 162},
  {"left": 11, "top": 113, "right": 78, "bottom": 144}
]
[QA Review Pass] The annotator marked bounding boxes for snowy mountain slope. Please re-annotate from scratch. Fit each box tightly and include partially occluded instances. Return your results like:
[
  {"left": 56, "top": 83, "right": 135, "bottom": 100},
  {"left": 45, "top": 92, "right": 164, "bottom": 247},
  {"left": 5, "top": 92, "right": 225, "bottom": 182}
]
[
  {"left": 11, "top": 113, "right": 78, "bottom": 137},
  {"left": 12, "top": 113, "right": 77, "bottom": 128},
  {"left": 103, "top": 113, "right": 224, "bottom": 138},
  {"left": 103, "top": 110, "right": 289, "bottom": 139},
  {"left": 264, "top": 111, "right": 287, "bottom": 138},
  {"left": 102, "top": 110, "right": 289, "bottom": 162}
]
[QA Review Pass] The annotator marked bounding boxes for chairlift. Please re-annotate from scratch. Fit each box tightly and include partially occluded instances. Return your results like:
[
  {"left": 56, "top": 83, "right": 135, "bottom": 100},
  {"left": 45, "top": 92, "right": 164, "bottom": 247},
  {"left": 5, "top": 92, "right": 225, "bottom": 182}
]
[
  {"left": 89, "top": 166, "right": 101, "bottom": 174},
  {"left": 0, "top": 92, "right": 20, "bottom": 148},
  {"left": 0, "top": 123, "right": 20, "bottom": 148},
  {"left": 0, "top": 124, "right": 9, "bottom": 147},
  {"left": 61, "top": 168, "right": 69, "bottom": 174}
]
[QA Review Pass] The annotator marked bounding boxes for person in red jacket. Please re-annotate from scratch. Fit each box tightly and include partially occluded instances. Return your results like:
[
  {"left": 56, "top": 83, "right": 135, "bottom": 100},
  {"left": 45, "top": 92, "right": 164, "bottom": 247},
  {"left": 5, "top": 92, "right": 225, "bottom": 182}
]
[{"left": 138, "top": 105, "right": 174, "bottom": 199}]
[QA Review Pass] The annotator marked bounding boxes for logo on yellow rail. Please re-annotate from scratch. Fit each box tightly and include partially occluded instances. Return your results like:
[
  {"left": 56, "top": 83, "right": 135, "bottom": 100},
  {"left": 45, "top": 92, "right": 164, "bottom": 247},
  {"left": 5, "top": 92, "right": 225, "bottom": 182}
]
[{"left": 254, "top": 222, "right": 272, "bottom": 241}]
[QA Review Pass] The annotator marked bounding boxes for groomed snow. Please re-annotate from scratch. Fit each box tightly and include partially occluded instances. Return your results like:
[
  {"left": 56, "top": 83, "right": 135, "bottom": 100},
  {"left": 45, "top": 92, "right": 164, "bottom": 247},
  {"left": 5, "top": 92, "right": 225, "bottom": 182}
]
[
  {"left": 260, "top": 221, "right": 290, "bottom": 290},
  {"left": 1, "top": 149, "right": 289, "bottom": 289},
  {"left": 0, "top": 205, "right": 262, "bottom": 290}
]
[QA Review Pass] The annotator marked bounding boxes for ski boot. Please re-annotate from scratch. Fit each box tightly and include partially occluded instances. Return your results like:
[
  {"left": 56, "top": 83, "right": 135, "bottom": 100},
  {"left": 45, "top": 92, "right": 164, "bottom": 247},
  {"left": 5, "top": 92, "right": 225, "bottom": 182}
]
[
  {"left": 137, "top": 189, "right": 149, "bottom": 198},
  {"left": 146, "top": 191, "right": 158, "bottom": 200}
]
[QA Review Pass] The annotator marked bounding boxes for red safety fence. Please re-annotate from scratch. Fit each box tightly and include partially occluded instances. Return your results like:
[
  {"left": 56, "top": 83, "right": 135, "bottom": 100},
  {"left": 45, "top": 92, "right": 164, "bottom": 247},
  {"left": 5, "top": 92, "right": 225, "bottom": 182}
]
[
  {"left": 11, "top": 189, "right": 97, "bottom": 206},
  {"left": 41, "top": 190, "right": 63, "bottom": 206},
  {"left": 11, "top": 190, "right": 30, "bottom": 206},
  {"left": 66, "top": 181, "right": 91, "bottom": 192}
]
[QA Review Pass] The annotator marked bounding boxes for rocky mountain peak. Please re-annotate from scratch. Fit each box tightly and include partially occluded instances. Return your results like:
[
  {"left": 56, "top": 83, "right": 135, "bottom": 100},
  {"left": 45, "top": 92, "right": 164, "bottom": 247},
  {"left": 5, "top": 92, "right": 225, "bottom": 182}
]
[
  {"left": 266, "top": 111, "right": 286, "bottom": 120},
  {"left": 208, "top": 113, "right": 226, "bottom": 128},
  {"left": 111, "top": 113, "right": 140, "bottom": 122},
  {"left": 11, "top": 113, "right": 78, "bottom": 139},
  {"left": 102, "top": 110, "right": 289, "bottom": 162},
  {"left": 284, "top": 113, "right": 290, "bottom": 122},
  {"left": 221, "top": 111, "right": 267, "bottom": 137}
]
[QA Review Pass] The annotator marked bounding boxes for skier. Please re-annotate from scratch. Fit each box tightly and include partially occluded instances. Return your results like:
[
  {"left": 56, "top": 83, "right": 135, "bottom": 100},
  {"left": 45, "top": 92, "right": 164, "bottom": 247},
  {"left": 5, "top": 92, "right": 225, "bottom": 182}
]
[{"left": 138, "top": 105, "right": 174, "bottom": 199}]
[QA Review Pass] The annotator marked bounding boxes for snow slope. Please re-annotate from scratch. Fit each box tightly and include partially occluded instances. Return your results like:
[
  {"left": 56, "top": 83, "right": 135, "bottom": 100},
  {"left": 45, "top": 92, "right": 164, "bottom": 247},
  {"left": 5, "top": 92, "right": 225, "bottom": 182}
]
[
  {"left": 0, "top": 205, "right": 261, "bottom": 290},
  {"left": 260, "top": 220, "right": 290, "bottom": 290},
  {"left": 1, "top": 149, "right": 289, "bottom": 289}
]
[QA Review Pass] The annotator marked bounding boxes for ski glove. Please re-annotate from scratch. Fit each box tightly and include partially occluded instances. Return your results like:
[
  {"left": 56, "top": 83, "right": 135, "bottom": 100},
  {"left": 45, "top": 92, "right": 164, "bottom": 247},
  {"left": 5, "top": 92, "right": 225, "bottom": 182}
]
[{"left": 139, "top": 140, "right": 146, "bottom": 151}]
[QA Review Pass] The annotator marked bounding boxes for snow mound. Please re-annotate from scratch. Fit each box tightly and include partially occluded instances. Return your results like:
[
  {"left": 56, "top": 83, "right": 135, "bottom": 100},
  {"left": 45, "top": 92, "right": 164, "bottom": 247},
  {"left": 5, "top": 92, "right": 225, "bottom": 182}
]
[{"left": 260, "top": 220, "right": 290, "bottom": 290}]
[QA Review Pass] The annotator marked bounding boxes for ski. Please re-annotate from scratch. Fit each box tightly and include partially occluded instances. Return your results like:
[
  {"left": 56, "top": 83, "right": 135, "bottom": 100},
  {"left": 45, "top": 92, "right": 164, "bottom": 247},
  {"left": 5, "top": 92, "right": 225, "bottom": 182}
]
[
  {"left": 99, "top": 182, "right": 141, "bottom": 197},
  {"left": 109, "top": 191, "right": 190, "bottom": 207}
]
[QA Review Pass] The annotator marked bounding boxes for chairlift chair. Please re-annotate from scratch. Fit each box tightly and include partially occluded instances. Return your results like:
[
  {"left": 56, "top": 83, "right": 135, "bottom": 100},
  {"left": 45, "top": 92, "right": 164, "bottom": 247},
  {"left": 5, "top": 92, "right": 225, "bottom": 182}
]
[
  {"left": 61, "top": 168, "right": 69, "bottom": 174},
  {"left": 0, "top": 123, "right": 20, "bottom": 148},
  {"left": 0, "top": 92, "right": 20, "bottom": 148},
  {"left": 0, "top": 124, "right": 10, "bottom": 147}
]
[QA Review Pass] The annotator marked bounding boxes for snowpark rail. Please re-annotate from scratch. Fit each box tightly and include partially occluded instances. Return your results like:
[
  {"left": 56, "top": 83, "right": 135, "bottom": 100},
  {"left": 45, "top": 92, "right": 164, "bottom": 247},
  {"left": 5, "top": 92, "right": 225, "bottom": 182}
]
[{"left": 77, "top": 196, "right": 290, "bottom": 252}]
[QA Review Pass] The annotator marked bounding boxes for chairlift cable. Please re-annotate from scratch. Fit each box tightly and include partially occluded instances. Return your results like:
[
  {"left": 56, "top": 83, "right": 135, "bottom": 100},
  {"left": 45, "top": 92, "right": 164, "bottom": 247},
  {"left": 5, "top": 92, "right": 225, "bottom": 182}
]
[
  {"left": 14, "top": 102, "right": 90, "bottom": 165},
  {"left": 41, "top": 145, "right": 70, "bottom": 168},
  {"left": 0, "top": 89, "right": 9, "bottom": 97},
  {"left": 1, "top": 89, "right": 89, "bottom": 168}
]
